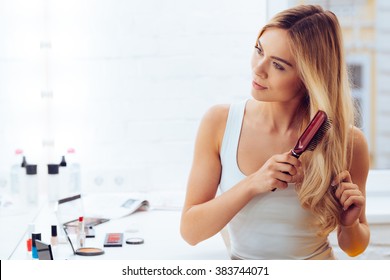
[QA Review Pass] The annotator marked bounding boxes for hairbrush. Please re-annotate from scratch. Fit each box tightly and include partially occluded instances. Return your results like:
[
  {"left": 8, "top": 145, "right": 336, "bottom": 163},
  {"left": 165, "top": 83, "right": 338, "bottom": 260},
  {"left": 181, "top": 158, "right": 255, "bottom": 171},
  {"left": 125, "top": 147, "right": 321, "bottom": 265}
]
[
  {"left": 272, "top": 110, "right": 331, "bottom": 191},
  {"left": 290, "top": 110, "right": 331, "bottom": 158}
]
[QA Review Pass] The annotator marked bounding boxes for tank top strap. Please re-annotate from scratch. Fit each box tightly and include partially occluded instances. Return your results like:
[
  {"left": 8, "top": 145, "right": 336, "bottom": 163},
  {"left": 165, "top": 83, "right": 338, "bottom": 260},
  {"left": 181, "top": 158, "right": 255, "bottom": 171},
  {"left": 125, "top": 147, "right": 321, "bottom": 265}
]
[{"left": 220, "top": 99, "right": 247, "bottom": 161}]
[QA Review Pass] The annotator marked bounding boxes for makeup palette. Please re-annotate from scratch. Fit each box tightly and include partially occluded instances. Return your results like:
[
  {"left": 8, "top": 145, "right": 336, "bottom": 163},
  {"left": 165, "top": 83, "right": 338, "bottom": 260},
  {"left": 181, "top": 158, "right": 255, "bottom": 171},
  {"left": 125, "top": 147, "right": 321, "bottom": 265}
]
[{"left": 63, "top": 227, "right": 105, "bottom": 257}]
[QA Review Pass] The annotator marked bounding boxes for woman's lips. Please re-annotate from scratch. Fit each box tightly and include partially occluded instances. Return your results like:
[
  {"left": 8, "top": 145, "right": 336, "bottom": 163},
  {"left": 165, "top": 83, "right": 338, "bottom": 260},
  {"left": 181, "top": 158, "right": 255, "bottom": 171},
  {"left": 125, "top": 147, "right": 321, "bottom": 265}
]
[{"left": 252, "top": 80, "right": 268, "bottom": 90}]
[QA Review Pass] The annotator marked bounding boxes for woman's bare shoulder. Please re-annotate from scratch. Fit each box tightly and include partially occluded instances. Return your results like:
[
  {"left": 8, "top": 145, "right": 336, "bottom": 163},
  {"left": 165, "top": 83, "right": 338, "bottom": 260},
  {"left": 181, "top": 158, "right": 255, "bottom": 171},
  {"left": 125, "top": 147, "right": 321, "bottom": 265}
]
[
  {"left": 196, "top": 104, "right": 231, "bottom": 152},
  {"left": 350, "top": 126, "right": 369, "bottom": 157},
  {"left": 201, "top": 104, "right": 230, "bottom": 124},
  {"left": 198, "top": 104, "right": 230, "bottom": 135},
  {"left": 349, "top": 126, "right": 370, "bottom": 183}
]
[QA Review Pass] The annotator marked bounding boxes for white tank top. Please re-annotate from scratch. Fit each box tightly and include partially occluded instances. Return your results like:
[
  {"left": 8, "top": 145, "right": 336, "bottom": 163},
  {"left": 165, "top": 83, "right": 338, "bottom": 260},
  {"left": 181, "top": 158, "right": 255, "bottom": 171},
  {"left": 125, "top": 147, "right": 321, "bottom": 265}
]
[{"left": 219, "top": 100, "right": 335, "bottom": 259}]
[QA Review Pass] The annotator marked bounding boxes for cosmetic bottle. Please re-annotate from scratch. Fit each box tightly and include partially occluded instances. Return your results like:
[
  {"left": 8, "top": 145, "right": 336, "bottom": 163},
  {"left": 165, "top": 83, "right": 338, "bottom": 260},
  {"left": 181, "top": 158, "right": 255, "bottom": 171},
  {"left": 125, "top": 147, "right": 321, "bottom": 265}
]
[
  {"left": 26, "top": 223, "right": 35, "bottom": 253},
  {"left": 66, "top": 148, "right": 81, "bottom": 194},
  {"left": 51, "top": 225, "right": 58, "bottom": 246},
  {"left": 59, "top": 156, "right": 67, "bottom": 167},
  {"left": 10, "top": 149, "right": 25, "bottom": 194},
  {"left": 31, "top": 232, "right": 41, "bottom": 259},
  {"left": 47, "top": 164, "right": 60, "bottom": 202},
  {"left": 22, "top": 156, "right": 27, "bottom": 167},
  {"left": 58, "top": 155, "right": 69, "bottom": 199},
  {"left": 77, "top": 216, "right": 85, "bottom": 248},
  {"left": 25, "top": 164, "right": 38, "bottom": 205}
]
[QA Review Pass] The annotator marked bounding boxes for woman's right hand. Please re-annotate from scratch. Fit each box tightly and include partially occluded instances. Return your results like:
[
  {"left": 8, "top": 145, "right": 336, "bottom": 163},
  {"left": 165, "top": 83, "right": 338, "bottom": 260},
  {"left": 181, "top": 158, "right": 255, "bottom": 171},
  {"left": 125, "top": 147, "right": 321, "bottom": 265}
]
[{"left": 248, "top": 151, "right": 303, "bottom": 194}]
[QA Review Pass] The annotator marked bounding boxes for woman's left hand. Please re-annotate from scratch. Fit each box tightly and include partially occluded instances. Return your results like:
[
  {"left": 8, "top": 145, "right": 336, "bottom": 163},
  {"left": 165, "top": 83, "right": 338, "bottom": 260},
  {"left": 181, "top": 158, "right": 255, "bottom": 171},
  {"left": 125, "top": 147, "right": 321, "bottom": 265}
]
[{"left": 332, "top": 170, "right": 365, "bottom": 227}]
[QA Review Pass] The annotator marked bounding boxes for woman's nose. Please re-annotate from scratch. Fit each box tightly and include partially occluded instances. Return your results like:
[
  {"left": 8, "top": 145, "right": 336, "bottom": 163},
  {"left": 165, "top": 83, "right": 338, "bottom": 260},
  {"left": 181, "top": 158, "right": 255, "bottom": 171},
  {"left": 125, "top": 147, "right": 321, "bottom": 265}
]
[{"left": 254, "top": 59, "right": 268, "bottom": 79}]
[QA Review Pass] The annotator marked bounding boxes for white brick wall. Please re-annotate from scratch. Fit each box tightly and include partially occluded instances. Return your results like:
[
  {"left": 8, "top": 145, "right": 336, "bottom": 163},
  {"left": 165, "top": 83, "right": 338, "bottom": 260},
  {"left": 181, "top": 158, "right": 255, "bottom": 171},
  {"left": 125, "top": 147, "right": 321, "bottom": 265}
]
[{"left": 0, "top": 0, "right": 267, "bottom": 194}]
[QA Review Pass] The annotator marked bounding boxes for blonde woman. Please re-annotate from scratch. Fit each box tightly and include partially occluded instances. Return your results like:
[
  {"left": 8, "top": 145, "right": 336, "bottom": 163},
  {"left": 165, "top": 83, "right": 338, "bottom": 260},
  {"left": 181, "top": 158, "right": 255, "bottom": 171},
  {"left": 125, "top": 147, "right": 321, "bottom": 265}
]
[{"left": 180, "top": 4, "right": 370, "bottom": 259}]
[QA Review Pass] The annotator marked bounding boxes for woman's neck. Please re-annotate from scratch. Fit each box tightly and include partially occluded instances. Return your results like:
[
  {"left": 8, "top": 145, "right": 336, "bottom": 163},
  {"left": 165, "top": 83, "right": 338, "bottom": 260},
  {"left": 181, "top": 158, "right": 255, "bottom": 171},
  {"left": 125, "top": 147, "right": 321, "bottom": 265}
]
[{"left": 250, "top": 101, "right": 305, "bottom": 134}]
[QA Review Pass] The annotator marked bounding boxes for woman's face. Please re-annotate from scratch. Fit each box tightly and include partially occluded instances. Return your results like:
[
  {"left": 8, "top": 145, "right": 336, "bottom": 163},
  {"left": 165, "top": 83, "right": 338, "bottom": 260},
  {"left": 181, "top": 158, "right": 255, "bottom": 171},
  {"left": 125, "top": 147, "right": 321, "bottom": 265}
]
[{"left": 251, "top": 28, "right": 305, "bottom": 104}]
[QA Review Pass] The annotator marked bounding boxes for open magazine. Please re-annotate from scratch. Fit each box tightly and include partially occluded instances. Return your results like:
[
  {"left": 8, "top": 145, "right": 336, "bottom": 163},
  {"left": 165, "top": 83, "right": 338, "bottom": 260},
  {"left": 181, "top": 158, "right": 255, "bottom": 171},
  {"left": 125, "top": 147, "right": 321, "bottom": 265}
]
[{"left": 82, "top": 193, "right": 150, "bottom": 220}]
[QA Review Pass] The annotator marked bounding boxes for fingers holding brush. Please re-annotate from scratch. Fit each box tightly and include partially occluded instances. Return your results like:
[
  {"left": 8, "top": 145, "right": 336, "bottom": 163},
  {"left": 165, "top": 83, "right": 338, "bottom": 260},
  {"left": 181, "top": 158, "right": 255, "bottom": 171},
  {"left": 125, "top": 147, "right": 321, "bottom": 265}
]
[
  {"left": 275, "top": 152, "right": 303, "bottom": 184},
  {"left": 250, "top": 152, "right": 303, "bottom": 193}
]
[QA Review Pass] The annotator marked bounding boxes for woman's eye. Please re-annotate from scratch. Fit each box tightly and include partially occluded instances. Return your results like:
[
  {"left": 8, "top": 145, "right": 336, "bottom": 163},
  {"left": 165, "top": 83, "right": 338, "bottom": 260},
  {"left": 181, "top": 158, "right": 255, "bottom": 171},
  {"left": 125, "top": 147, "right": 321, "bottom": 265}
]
[
  {"left": 273, "top": 62, "right": 285, "bottom": 71},
  {"left": 255, "top": 46, "right": 263, "bottom": 55}
]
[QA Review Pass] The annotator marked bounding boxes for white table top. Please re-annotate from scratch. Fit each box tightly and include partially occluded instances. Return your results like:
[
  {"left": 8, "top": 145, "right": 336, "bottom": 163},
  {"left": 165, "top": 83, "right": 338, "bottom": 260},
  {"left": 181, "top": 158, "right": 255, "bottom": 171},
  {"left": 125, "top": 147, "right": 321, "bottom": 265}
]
[
  {"left": 0, "top": 203, "right": 43, "bottom": 260},
  {"left": 7, "top": 201, "right": 229, "bottom": 260}
]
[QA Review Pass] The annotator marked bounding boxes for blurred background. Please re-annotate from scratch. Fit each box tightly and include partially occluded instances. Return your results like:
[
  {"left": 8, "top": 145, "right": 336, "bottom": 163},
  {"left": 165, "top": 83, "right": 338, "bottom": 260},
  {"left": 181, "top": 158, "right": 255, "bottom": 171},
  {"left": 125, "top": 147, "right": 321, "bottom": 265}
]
[{"left": 0, "top": 0, "right": 388, "bottom": 197}]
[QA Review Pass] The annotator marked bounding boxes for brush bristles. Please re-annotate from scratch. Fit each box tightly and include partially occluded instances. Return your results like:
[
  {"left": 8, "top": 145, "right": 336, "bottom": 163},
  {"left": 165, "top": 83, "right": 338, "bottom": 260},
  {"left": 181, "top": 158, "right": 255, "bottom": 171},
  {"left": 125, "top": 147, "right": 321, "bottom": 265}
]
[{"left": 306, "top": 119, "right": 332, "bottom": 151}]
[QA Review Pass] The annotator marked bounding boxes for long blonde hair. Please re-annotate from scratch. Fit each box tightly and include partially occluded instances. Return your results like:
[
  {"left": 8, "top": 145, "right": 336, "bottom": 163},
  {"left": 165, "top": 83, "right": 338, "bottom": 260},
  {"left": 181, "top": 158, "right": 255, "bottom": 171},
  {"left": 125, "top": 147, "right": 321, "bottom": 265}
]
[{"left": 259, "top": 5, "right": 355, "bottom": 235}]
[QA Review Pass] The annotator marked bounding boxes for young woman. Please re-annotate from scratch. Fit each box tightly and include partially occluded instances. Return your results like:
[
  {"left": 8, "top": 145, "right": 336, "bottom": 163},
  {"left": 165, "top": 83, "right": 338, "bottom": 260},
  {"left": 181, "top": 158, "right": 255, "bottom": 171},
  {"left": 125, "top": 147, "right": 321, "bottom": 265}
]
[{"left": 180, "top": 4, "right": 370, "bottom": 259}]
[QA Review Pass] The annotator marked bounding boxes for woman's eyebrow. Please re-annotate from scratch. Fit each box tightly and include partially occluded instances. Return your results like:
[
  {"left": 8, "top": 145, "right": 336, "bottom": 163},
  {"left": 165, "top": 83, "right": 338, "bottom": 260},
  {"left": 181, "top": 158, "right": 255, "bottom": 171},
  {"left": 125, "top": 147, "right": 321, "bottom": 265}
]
[{"left": 257, "top": 41, "right": 293, "bottom": 67}]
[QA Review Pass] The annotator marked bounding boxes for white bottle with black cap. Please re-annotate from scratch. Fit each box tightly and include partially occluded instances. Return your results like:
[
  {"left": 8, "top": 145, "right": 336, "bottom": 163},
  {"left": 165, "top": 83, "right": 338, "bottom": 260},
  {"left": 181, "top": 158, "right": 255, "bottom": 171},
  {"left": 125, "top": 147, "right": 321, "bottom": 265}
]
[
  {"left": 25, "top": 164, "right": 38, "bottom": 205},
  {"left": 47, "top": 164, "right": 60, "bottom": 202},
  {"left": 51, "top": 225, "right": 58, "bottom": 247},
  {"left": 58, "top": 155, "right": 70, "bottom": 199}
]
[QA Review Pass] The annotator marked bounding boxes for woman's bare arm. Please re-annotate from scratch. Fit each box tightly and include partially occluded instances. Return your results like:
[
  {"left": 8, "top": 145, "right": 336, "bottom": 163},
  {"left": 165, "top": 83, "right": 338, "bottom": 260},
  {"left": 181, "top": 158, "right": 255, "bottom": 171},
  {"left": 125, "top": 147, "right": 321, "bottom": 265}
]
[{"left": 335, "top": 127, "right": 370, "bottom": 257}]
